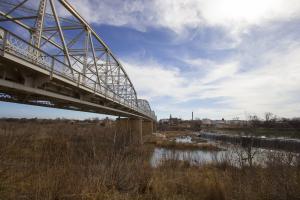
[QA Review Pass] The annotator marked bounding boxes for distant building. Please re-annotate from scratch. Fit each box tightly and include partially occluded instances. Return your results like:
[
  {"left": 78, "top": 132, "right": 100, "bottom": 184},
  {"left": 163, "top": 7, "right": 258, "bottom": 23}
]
[
  {"left": 212, "top": 119, "right": 226, "bottom": 128},
  {"left": 159, "top": 114, "right": 182, "bottom": 126},
  {"left": 225, "top": 120, "right": 248, "bottom": 127},
  {"left": 159, "top": 119, "right": 169, "bottom": 124},
  {"left": 212, "top": 120, "right": 225, "bottom": 125},
  {"left": 158, "top": 114, "right": 182, "bottom": 130},
  {"left": 202, "top": 118, "right": 212, "bottom": 125},
  {"left": 201, "top": 119, "right": 212, "bottom": 127},
  {"left": 169, "top": 116, "right": 181, "bottom": 126}
]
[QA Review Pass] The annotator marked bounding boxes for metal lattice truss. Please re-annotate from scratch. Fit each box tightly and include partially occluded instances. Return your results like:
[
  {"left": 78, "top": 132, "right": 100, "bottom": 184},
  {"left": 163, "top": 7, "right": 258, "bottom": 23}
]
[
  {"left": 0, "top": 0, "right": 156, "bottom": 120},
  {"left": 138, "top": 99, "right": 156, "bottom": 119}
]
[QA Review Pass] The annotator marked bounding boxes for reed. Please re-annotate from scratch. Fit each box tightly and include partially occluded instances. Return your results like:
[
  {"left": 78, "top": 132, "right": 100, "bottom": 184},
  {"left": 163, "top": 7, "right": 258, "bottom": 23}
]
[{"left": 0, "top": 119, "right": 299, "bottom": 200}]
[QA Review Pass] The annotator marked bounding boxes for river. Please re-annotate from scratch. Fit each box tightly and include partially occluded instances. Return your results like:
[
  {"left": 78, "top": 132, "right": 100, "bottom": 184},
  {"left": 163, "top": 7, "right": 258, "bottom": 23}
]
[{"left": 151, "top": 132, "right": 300, "bottom": 167}]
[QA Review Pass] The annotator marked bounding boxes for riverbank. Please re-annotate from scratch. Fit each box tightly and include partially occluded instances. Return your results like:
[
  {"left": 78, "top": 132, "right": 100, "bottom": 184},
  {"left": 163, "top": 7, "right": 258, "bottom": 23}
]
[
  {"left": 145, "top": 131, "right": 222, "bottom": 151},
  {"left": 203, "top": 127, "right": 300, "bottom": 138},
  {"left": 0, "top": 120, "right": 300, "bottom": 199},
  {"left": 200, "top": 132, "right": 300, "bottom": 152}
]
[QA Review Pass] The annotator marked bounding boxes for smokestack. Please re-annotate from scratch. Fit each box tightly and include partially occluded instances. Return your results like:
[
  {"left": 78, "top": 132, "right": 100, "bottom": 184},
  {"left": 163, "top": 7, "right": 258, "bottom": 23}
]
[{"left": 192, "top": 112, "right": 194, "bottom": 121}]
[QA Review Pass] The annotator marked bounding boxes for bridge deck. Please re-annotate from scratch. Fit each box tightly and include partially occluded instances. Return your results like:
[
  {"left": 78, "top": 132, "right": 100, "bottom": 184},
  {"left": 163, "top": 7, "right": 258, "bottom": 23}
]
[
  {"left": 0, "top": 27, "right": 155, "bottom": 120},
  {"left": 0, "top": 0, "right": 156, "bottom": 121}
]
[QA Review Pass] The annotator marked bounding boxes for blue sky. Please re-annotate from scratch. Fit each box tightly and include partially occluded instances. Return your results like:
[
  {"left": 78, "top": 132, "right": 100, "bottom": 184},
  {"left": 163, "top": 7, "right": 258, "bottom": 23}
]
[{"left": 1, "top": 0, "right": 300, "bottom": 120}]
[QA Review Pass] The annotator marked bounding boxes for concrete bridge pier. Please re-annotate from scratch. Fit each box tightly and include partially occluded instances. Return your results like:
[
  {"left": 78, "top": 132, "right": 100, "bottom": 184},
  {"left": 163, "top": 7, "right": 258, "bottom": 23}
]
[
  {"left": 153, "top": 121, "right": 157, "bottom": 133},
  {"left": 142, "top": 120, "right": 153, "bottom": 136},
  {"left": 116, "top": 117, "right": 155, "bottom": 144}
]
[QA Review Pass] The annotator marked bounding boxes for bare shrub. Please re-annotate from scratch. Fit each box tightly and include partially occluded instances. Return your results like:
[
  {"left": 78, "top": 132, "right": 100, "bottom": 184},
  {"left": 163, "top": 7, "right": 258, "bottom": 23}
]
[{"left": 0, "top": 120, "right": 300, "bottom": 200}]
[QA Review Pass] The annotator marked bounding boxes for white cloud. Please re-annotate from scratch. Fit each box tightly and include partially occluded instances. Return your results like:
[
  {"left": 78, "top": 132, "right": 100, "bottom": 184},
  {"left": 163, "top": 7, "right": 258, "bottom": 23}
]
[
  {"left": 67, "top": 0, "right": 153, "bottom": 31},
  {"left": 123, "top": 60, "right": 187, "bottom": 99},
  {"left": 68, "top": 0, "right": 300, "bottom": 35},
  {"left": 197, "top": 0, "right": 300, "bottom": 28},
  {"left": 64, "top": 0, "right": 300, "bottom": 120},
  {"left": 123, "top": 42, "right": 300, "bottom": 119}
]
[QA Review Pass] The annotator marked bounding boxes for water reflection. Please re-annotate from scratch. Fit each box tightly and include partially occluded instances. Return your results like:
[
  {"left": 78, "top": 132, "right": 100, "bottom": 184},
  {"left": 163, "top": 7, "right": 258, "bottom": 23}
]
[
  {"left": 175, "top": 136, "right": 192, "bottom": 143},
  {"left": 151, "top": 144, "right": 299, "bottom": 167},
  {"left": 151, "top": 148, "right": 225, "bottom": 167}
]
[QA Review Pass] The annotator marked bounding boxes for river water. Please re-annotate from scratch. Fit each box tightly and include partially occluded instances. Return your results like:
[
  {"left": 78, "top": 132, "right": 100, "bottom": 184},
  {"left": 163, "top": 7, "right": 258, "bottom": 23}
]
[{"left": 151, "top": 133, "right": 300, "bottom": 167}]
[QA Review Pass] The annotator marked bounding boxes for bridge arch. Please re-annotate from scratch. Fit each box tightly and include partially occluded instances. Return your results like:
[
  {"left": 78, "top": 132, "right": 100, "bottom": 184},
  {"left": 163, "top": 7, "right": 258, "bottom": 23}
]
[{"left": 0, "top": 0, "right": 156, "bottom": 120}]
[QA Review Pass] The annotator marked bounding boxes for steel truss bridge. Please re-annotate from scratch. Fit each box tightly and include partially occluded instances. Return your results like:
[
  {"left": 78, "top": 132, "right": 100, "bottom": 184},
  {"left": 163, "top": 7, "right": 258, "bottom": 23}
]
[{"left": 0, "top": 0, "right": 156, "bottom": 121}]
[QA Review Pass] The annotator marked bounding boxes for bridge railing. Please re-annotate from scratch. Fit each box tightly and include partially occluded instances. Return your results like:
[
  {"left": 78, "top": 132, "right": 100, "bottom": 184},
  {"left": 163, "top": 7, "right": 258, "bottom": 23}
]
[{"left": 0, "top": 28, "right": 156, "bottom": 120}]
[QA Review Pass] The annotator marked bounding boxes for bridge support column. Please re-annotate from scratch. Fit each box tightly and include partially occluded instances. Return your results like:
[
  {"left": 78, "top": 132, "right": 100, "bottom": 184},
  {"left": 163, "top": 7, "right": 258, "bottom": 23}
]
[
  {"left": 153, "top": 121, "right": 157, "bottom": 133},
  {"left": 116, "top": 118, "right": 143, "bottom": 144},
  {"left": 142, "top": 120, "right": 153, "bottom": 136},
  {"left": 131, "top": 118, "right": 143, "bottom": 144},
  {"left": 116, "top": 118, "right": 156, "bottom": 144}
]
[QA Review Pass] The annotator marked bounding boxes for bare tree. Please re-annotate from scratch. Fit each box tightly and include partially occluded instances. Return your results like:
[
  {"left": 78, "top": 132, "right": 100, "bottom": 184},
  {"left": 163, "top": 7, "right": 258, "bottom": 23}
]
[{"left": 248, "top": 115, "right": 261, "bottom": 128}]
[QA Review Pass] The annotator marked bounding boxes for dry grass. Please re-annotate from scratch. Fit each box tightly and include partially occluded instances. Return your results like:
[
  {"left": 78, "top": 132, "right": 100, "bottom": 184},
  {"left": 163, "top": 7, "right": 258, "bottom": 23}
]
[
  {"left": 162, "top": 130, "right": 195, "bottom": 138},
  {"left": 0, "top": 120, "right": 153, "bottom": 199},
  {"left": 152, "top": 158, "right": 300, "bottom": 200},
  {"left": 0, "top": 120, "right": 300, "bottom": 200}
]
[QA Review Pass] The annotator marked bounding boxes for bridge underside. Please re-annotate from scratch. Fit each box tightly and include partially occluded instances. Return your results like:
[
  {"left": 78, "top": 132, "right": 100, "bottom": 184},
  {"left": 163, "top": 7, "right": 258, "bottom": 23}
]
[
  {"left": 0, "top": 0, "right": 156, "bottom": 128},
  {"left": 0, "top": 55, "right": 148, "bottom": 119},
  {"left": 116, "top": 118, "right": 157, "bottom": 144}
]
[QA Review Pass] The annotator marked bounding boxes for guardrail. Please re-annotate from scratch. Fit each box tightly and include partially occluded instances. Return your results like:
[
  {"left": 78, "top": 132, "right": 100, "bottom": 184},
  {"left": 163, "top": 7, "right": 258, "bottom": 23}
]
[{"left": 0, "top": 28, "right": 156, "bottom": 120}]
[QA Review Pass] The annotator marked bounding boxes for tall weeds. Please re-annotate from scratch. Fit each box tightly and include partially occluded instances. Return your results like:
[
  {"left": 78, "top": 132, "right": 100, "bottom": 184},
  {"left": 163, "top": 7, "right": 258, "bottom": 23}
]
[
  {"left": 0, "top": 120, "right": 300, "bottom": 200},
  {"left": 0, "top": 120, "right": 152, "bottom": 199}
]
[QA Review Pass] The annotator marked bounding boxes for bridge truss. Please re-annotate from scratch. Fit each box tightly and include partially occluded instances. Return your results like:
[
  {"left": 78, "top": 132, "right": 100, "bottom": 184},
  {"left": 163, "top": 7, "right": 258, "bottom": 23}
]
[{"left": 0, "top": 0, "right": 156, "bottom": 120}]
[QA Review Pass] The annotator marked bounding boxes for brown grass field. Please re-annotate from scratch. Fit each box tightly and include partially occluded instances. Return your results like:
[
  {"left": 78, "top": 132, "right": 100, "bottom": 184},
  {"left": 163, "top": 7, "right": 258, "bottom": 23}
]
[{"left": 0, "top": 119, "right": 300, "bottom": 200}]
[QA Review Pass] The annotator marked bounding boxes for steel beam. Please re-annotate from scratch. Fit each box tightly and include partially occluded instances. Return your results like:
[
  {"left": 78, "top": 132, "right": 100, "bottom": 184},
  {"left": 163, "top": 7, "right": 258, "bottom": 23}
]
[
  {"left": 0, "top": 0, "right": 156, "bottom": 120},
  {"left": 49, "top": 0, "right": 74, "bottom": 77}
]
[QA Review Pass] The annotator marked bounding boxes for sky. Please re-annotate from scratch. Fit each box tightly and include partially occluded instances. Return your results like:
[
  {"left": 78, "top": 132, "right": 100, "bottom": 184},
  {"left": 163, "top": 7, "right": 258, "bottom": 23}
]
[{"left": 1, "top": 0, "right": 300, "bottom": 120}]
